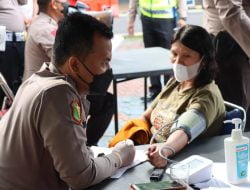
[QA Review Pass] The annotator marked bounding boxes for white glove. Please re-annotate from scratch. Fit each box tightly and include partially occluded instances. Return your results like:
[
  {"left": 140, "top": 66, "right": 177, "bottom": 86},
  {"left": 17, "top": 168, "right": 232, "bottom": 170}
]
[{"left": 112, "top": 139, "right": 135, "bottom": 167}]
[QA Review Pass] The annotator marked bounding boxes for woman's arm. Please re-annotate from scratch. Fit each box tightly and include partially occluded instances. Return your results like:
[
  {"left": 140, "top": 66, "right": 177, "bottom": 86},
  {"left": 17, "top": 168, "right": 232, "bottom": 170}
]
[
  {"left": 177, "top": 0, "right": 187, "bottom": 27},
  {"left": 140, "top": 107, "right": 152, "bottom": 123},
  {"left": 127, "top": 0, "right": 139, "bottom": 35},
  {"left": 147, "top": 108, "right": 207, "bottom": 168},
  {"left": 147, "top": 130, "right": 188, "bottom": 168}
]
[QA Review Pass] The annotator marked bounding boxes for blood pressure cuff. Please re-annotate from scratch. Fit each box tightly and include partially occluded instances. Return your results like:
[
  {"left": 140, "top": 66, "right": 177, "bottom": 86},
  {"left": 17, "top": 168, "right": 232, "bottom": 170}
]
[{"left": 170, "top": 110, "right": 206, "bottom": 143}]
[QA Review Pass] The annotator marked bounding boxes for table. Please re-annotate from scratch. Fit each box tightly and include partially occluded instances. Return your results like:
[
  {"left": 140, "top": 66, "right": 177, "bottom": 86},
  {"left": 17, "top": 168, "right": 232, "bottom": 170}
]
[
  {"left": 110, "top": 47, "right": 173, "bottom": 133},
  {"left": 87, "top": 132, "right": 250, "bottom": 189}
]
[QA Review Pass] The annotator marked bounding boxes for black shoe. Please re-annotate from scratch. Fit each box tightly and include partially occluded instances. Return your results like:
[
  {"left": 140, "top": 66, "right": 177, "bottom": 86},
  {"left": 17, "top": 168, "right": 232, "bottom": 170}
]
[{"left": 140, "top": 92, "right": 159, "bottom": 102}]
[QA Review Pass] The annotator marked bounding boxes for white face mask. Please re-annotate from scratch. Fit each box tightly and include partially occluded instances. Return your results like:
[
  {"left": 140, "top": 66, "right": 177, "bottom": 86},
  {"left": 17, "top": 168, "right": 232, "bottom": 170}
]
[{"left": 173, "top": 57, "right": 203, "bottom": 82}]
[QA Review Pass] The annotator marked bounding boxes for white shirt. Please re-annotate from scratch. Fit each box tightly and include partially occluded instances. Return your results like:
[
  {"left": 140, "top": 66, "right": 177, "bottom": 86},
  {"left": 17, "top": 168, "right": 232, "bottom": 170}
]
[{"left": 20, "top": 0, "right": 33, "bottom": 19}]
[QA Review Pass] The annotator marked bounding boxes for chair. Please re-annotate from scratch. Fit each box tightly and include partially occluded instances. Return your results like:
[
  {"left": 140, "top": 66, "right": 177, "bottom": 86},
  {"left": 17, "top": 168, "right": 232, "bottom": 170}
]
[{"left": 221, "top": 101, "right": 246, "bottom": 135}]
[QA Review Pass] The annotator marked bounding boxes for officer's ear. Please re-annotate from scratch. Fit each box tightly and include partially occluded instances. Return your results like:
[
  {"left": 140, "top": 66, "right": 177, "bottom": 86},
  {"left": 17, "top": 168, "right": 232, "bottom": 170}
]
[
  {"left": 68, "top": 56, "right": 81, "bottom": 73},
  {"left": 51, "top": 0, "right": 58, "bottom": 10}
]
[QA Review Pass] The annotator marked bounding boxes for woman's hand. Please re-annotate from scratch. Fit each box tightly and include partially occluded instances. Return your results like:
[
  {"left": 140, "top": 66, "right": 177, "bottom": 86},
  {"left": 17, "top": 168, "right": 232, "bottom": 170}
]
[
  {"left": 147, "top": 145, "right": 167, "bottom": 168},
  {"left": 127, "top": 23, "right": 134, "bottom": 36},
  {"left": 147, "top": 130, "right": 189, "bottom": 168}
]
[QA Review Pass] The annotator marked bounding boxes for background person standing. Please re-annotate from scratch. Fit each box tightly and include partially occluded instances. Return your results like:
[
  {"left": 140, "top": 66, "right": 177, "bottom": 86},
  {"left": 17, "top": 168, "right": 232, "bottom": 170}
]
[
  {"left": 203, "top": 0, "right": 250, "bottom": 131},
  {"left": 0, "top": 0, "right": 27, "bottom": 106},
  {"left": 127, "top": 0, "right": 187, "bottom": 101},
  {"left": 23, "top": 0, "right": 65, "bottom": 80}
]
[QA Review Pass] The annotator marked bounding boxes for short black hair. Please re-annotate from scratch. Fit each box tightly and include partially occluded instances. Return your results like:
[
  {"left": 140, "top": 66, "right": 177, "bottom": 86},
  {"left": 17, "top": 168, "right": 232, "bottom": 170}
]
[
  {"left": 53, "top": 12, "right": 113, "bottom": 67},
  {"left": 171, "top": 25, "right": 217, "bottom": 88},
  {"left": 37, "top": 0, "right": 50, "bottom": 12}
]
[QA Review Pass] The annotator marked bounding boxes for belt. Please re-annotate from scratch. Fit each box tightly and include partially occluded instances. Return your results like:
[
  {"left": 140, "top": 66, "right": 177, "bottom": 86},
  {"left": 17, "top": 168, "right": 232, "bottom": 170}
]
[{"left": 6, "top": 32, "right": 25, "bottom": 42}]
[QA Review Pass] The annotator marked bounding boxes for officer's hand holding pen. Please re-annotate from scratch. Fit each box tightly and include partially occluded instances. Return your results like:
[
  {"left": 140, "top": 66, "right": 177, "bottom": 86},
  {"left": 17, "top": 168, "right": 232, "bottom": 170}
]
[{"left": 112, "top": 139, "right": 135, "bottom": 167}]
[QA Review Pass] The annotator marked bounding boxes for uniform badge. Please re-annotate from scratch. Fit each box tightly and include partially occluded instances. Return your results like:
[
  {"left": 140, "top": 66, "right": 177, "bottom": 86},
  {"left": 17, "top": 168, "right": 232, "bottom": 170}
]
[
  {"left": 71, "top": 100, "right": 82, "bottom": 124},
  {"left": 51, "top": 28, "right": 57, "bottom": 37}
]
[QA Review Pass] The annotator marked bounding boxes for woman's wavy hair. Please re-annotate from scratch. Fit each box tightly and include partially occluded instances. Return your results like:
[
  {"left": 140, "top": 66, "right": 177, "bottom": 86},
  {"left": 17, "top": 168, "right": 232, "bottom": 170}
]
[{"left": 171, "top": 25, "right": 217, "bottom": 88}]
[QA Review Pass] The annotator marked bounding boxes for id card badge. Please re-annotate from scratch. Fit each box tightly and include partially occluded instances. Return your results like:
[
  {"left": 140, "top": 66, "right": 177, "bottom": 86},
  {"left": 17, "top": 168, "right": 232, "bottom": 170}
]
[{"left": 0, "top": 26, "right": 6, "bottom": 52}]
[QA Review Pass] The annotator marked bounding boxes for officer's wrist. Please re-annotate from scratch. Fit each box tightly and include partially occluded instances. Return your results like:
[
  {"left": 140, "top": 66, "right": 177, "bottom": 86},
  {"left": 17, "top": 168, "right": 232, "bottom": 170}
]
[{"left": 112, "top": 152, "right": 123, "bottom": 167}]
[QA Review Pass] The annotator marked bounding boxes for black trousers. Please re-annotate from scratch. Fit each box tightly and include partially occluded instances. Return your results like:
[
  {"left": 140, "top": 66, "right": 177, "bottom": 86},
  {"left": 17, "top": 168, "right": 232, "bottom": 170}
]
[
  {"left": 141, "top": 15, "right": 174, "bottom": 95},
  {"left": 214, "top": 31, "right": 250, "bottom": 131},
  {"left": 86, "top": 92, "right": 114, "bottom": 146},
  {"left": 0, "top": 41, "right": 24, "bottom": 106}
]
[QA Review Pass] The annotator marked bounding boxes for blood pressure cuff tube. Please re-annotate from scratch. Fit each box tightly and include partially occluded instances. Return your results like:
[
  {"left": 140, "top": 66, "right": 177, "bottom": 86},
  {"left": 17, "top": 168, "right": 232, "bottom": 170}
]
[{"left": 170, "top": 110, "right": 206, "bottom": 143}]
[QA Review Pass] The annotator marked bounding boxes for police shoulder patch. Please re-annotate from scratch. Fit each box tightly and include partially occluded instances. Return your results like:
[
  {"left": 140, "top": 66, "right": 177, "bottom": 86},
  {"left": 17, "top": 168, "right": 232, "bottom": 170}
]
[
  {"left": 51, "top": 28, "right": 57, "bottom": 37},
  {"left": 70, "top": 99, "right": 82, "bottom": 124}
]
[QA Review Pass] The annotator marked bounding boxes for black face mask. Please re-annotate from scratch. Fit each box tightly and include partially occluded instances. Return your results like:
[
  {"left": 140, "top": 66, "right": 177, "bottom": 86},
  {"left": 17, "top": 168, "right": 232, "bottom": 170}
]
[
  {"left": 78, "top": 63, "right": 113, "bottom": 95},
  {"left": 88, "top": 68, "right": 113, "bottom": 95}
]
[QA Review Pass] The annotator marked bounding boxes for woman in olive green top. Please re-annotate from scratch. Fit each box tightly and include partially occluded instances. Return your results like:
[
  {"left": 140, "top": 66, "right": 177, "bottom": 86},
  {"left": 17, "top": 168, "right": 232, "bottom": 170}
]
[{"left": 145, "top": 25, "right": 225, "bottom": 167}]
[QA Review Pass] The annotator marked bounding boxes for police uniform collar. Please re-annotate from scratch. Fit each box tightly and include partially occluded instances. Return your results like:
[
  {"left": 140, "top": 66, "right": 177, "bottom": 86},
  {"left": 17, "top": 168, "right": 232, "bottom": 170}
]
[
  {"left": 48, "top": 63, "right": 90, "bottom": 113},
  {"left": 38, "top": 62, "right": 51, "bottom": 71},
  {"left": 37, "top": 62, "right": 61, "bottom": 76},
  {"left": 37, "top": 62, "right": 77, "bottom": 93},
  {"left": 48, "top": 63, "right": 77, "bottom": 89},
  {"left": 48, "top": 62, "right": 59, "bottom": 73}
]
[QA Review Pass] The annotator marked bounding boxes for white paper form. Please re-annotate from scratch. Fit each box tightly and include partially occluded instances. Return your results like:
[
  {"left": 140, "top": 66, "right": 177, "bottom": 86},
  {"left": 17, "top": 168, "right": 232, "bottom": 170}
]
[
  {"left": 195, "top": 162, "right": 250, "bottom": 189},
  {"left": 91, "top": 146, "right": 148, "bottom": 178}
]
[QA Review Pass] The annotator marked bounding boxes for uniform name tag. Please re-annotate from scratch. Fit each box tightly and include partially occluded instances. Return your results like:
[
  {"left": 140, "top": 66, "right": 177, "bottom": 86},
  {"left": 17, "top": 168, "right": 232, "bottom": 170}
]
[{"left": 0, "top": 26, "right": 6, "bottom": 52}]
